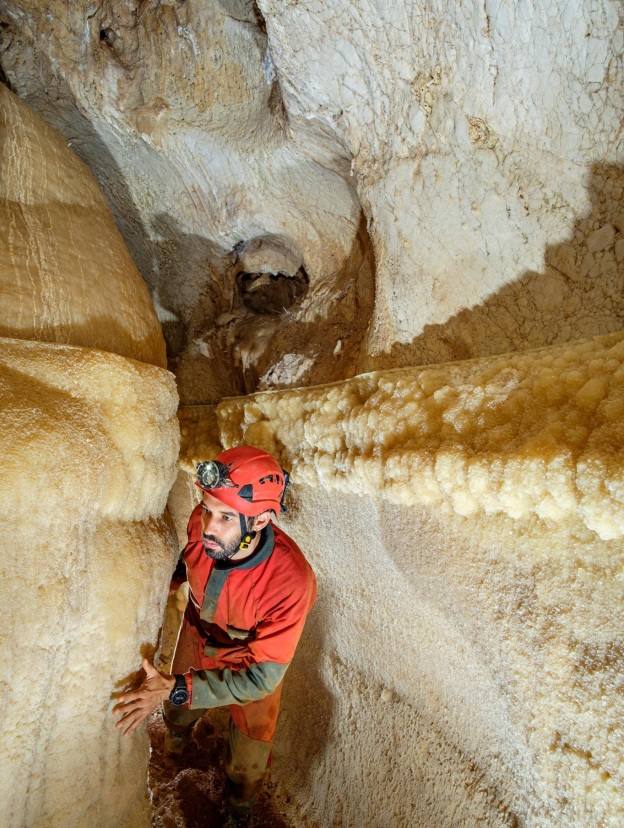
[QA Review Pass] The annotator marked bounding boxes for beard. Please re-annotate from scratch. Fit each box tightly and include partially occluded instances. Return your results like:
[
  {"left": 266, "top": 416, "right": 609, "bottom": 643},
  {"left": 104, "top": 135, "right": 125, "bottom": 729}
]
[{"left": 202, "top": 533, "right": 241, "bottom": 561}]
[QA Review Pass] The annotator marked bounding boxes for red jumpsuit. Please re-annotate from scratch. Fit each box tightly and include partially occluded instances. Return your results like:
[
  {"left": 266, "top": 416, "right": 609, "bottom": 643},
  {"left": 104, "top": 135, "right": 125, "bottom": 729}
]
[{"left": 164, "top": 503, "right": 316, "bottom": 800}]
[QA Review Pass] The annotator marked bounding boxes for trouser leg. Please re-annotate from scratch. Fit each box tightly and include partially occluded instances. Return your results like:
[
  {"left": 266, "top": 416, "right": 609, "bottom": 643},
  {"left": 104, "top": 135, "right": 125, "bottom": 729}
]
[
  {"left": 224, "top": 720, "right": 273, "bottom": 805},
  {"left": 162, "top": 699, "right": 206, "bottom": 731},
  {"left": 224, "top": 683, "right": 283, "bottom": 807},
  {"left": 162, "top": 621, "right": 205, "bottom": 745},
  {"left": 162, "top": 699, "right": 206, "bottom": 753}
]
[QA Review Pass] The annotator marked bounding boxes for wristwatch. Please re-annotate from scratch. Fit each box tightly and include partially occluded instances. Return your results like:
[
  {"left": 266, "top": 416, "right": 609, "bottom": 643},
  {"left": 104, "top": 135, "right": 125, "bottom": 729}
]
[{"left": 169, "top": 674, "right": 189, "bottom": 706}]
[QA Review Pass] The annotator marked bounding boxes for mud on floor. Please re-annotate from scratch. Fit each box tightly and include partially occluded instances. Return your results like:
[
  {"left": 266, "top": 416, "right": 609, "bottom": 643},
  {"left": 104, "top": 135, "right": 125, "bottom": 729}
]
[{"left": 148, "top": 710, "right": 294, "bottom": 828}]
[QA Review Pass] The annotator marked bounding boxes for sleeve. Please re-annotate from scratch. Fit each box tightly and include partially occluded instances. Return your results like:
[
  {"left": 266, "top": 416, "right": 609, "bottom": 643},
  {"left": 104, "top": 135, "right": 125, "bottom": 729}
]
[
  {"left": 188, "top": 564, "right": 316, "bottom": 709},
  {"left": 170, "top": 551, "right": 187, "bottom": 591},
  {"left": 170, "top": 505, "right": 202, "bottom": 591}
]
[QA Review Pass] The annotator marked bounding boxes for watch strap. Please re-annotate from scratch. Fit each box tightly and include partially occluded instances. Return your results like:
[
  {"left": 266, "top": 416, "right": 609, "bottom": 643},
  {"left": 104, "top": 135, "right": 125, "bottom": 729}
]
[{"left": 169, "top": 673, "right": 189, "bottom": 706}]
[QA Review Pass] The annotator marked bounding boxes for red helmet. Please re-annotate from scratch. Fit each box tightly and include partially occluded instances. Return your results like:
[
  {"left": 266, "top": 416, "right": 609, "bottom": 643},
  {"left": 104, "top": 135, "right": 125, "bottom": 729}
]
[{"left": 195, "top": 445, "right": 288, "bottom": 517}]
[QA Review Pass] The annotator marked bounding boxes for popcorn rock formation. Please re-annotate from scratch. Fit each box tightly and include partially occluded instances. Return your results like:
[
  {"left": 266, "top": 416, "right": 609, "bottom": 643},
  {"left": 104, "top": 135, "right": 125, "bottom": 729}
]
[
  {"left": 0, "top": 86, "right": 179, "bottom": 827},
  {"left": 177, "top": 331, "right": 624, "bottom": 826},
  {"left": 0, "top": 0, "right": 623, "bottom": 825},
  {"left": 210, "top": 331, "right": 624, "bottom": 541}
]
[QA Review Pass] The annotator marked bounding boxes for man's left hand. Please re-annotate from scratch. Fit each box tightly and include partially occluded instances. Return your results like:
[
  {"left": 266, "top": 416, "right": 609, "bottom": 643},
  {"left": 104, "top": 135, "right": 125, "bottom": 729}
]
[{"left": 113, "top": 658, "right": 175, "bottom": 736}]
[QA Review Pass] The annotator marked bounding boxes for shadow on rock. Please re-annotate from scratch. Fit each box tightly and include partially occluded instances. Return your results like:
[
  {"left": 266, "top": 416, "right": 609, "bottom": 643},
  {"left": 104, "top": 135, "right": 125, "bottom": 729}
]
[{"left": 366, "top": 162, "right": 624, "bottom": 371}]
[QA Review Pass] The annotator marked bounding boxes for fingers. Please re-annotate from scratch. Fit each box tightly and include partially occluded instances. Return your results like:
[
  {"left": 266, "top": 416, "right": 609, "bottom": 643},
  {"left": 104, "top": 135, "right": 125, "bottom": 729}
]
[
  {"left": 113, "top": 690, "right": 162, "bottom": 736},
  {"left": 116, "top": 707, "right": 147, "bottom": 736},
  {"left": 112, "top": 698, "right": 135, "bottom": 716},
  {"left": 113, "top": 700, "right": 149, "bottom": 733},
  {"left": 112, "top": 661, "right": 171, "bottom": 737},
  {"left": 113, "top": 688, "right": 145, "bottom": 708},
  {"left": 113, "top": 698, "right": 138, "bottom": 719}
]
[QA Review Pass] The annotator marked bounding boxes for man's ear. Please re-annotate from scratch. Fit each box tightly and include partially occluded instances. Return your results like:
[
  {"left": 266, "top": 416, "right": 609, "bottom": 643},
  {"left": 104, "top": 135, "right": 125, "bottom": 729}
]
[{"left": 252, "top": 511, "right": 273, "bottom": 532}]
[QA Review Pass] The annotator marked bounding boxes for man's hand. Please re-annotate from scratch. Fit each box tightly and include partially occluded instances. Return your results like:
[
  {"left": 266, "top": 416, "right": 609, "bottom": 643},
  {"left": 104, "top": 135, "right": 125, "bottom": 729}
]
[{"left": 113, "top": 658, "right": 175, "bottom": 736}]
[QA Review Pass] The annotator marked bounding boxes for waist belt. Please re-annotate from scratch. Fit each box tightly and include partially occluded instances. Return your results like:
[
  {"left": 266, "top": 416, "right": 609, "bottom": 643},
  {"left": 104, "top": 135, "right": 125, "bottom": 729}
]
[{"left": 185, "top": 600, "right": 255, "bottom": 650}]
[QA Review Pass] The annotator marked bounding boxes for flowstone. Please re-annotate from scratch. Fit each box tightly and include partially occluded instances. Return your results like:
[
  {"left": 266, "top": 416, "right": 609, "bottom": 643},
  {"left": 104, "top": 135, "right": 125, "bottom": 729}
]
[{"left": 0, "top": 86, "right": 179, "bottom": 828}]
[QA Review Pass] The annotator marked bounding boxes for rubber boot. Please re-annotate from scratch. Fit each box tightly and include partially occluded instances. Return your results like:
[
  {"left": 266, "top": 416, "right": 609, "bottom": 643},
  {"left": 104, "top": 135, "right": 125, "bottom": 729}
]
[
  {"left": 222, "top": 778, "right": 255, "bottom": 828},
  {"left": 163, "top": 722, "right": 193, "bottom": 756}
]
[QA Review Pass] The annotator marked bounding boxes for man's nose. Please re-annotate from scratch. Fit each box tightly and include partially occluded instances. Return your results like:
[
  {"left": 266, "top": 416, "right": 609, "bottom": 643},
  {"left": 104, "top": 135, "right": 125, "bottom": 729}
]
[{"left": 201, "top": 513, "right": 216, "bottom": 534}]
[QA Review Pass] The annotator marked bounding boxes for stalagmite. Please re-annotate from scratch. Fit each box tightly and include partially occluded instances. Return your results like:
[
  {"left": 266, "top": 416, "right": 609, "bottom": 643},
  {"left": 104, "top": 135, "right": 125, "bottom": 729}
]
[{"left": 0, "top": 86, "right": 179, "bottom": 827}]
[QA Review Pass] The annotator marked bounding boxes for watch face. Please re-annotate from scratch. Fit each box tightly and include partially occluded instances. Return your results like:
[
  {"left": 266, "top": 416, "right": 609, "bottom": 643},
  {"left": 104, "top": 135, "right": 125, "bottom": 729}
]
[{"left": 171, "top": 687, "right": 189, "bottom": 706}]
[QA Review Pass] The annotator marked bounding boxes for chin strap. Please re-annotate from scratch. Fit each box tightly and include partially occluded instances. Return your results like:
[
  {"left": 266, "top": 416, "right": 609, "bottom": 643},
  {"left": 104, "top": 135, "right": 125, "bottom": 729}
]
[{"left": 238, "top": 513, "right": 257, "bottom": 551}]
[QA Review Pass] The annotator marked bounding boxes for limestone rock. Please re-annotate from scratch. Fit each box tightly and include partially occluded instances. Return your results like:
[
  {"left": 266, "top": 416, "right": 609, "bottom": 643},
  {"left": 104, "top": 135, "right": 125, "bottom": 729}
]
[
  {"left": 0, "top": 1, "right": 622, "bottom": 825},
  {"left": 3, "top": 1, "right": 621, "bottom": 390},
  {"left": 0, "top": 88, "right": 179, "bottom": 828},
  {"left": 0, "top": 85, "right": 166, "bottom": 367},
  {"left": 0, "top": 338, "right": 179, "bottom": 828},
  {"left": 177, "top": 330, "right": 624, "bottom": 825},
  {"left": 1, "top": 1, "right": 617, "bottom": 399}
]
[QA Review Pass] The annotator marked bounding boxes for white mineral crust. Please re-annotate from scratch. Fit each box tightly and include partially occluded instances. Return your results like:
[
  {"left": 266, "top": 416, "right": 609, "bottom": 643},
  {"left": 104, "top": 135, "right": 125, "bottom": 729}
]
[
  {"left": 0, "top": 86, "right": 179, "bottom": 828},
  {"left": 0, "top": 0, "right": 623, "bottom": 825}
]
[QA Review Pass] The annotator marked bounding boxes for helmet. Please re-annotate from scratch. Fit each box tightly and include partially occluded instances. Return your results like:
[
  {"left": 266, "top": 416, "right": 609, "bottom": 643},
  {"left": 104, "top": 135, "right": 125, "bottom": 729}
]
[{"left": 195, "top": 445, "right": 288, "bottom": 517}]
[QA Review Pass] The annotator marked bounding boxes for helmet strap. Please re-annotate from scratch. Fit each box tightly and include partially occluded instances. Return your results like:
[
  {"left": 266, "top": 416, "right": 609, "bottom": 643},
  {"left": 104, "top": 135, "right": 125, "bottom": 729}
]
[{"left": 238, "top": 513, "right": 257, "bottom": 551}]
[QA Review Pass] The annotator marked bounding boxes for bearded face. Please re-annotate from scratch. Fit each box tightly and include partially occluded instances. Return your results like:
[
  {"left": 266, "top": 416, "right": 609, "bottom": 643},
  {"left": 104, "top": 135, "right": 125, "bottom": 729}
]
[{"left": 199, "top": 490, "right": 250, "bottom": 560}]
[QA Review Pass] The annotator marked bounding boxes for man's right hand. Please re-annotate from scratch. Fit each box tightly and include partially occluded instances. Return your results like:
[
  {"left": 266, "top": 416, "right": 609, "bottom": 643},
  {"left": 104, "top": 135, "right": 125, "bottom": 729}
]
[{"left": 113, "top": 658, "right": 175, "bottom": 736}]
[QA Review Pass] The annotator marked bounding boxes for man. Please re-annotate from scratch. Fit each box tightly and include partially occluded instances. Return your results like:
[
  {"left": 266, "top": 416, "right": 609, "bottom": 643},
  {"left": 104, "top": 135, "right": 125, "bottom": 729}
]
[{"left": 113, "top": 445, "right": 316, "bottom": 825}]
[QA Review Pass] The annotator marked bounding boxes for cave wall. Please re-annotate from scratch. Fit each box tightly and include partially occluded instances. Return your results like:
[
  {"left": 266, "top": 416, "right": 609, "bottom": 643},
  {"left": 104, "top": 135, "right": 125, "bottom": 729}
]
[
  {"left": 0, "top": 86, "right": 166, "bottom": 366},
  {"left": 0, "top": 85, "right": 179, "bottom": 827},
  {"left": 178, "top": 330, "right": 624, "bottom": 826},
  {"left": 1, "top": 1, "right": 622, "bottom": 398},
  {"left": 0, "top": 1, "right": 622, "bottom": 826},
  {"left": 0, "top": 0, "right": 372, "bottom": 403},
  {"left": 261, "top": 0, "right": 624, "bottom": 365}
]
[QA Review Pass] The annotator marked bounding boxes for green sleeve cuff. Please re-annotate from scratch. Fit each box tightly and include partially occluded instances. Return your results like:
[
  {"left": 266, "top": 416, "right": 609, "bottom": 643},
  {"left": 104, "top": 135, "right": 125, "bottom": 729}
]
[{"left": 190, "top": 661, "right": 289, "bottom": 709}]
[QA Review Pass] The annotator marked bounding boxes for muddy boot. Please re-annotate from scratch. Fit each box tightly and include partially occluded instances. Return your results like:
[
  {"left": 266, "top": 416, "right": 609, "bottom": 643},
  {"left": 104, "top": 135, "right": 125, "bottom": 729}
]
[
  {"left": 163, "top": 723, "right": 193, "bottom": 755},
  {"left": 222, "top": 778, "right": 255, "bottom": 827},
  {"left": 162, "top": 698, "right": 204, "bottom": 756},
  {"left": 222, "top": 802, "right": 253, "bottom": 828}
]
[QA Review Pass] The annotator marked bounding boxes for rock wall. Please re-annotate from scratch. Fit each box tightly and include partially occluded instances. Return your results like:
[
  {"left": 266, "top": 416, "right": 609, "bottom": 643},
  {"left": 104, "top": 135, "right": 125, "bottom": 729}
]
[
  {"left": 0, "top": 1, "right": 622, "bottom": 399},
  {"left": 0, "top": 2, "right": 622, "bottom": 825},
  {"left": 0, "top": 86, "right": 179, "bottom": 827},
  {"left": 262, "top": 0, "right": 624, "bottom": 366},
  {"left": 0, "top": 86, "right": 166, "bottom": 367},
  {"left": 0, "top": 0, "right": 372, "bottom": 403},
  {"left": 178, "top": 331, "right": 624, "bottom": 826}
]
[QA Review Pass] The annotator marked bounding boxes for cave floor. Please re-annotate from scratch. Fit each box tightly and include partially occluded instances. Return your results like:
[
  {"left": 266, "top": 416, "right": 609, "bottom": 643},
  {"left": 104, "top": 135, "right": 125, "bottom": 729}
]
[{"left": 148, "top": 710, "right": 294, "bottom": 828}]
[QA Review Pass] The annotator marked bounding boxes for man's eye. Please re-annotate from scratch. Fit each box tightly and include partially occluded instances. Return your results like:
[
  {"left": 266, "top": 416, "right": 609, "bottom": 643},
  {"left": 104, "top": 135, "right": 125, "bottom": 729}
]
[{"left": 222, "top": 515, "right": 232, "bottom": 521}]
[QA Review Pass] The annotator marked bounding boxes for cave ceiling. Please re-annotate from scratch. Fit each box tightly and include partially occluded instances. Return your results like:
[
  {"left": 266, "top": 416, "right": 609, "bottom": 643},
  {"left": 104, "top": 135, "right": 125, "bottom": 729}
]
[{"left": 1, "top": 0, "right": 622, "bottom": 403}]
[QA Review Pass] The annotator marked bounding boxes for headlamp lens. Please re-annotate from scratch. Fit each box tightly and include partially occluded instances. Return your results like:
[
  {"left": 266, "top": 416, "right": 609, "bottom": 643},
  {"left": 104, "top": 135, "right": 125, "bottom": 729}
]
[{"left": 196, "top": 460, "right": 230, "bottom": 489}]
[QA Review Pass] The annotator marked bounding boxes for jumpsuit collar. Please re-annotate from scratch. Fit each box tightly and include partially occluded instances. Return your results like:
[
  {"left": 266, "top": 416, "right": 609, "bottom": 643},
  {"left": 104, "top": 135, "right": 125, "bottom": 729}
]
[{"left": 214, "top": 523, "right": 275, "bottom": 571}]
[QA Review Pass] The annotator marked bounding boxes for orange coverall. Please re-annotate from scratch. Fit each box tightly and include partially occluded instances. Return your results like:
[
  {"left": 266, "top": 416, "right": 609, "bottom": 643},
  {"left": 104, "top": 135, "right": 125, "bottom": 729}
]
[{"left": 164, "top": 503, "right": 316, "bottom": 800}]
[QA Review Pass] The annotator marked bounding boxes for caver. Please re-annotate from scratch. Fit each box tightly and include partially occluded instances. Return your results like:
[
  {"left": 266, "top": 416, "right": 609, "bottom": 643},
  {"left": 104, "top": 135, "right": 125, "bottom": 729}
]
[{"left": 114, "top": 445, "right": 316, "bottom": 826}]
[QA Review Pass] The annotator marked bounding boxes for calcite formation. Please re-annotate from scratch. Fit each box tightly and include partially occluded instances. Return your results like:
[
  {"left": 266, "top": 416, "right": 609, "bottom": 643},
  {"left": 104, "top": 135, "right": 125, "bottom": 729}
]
[
  {"left": 0, "top": 0, "right": 373, "bottom": 403},
  {"left": 177, "top": 331, "right": 624, "bottom": 826},
  {"left": 0, "top": 86, "right": 166, "bottom": 367},
  {"left": 0, "top": 1, "right": 622, "bottom": 826},
  {"left": 262, "top": 1, "right": 624, "bottom": 366},
  {"left": 1, "top": 1, "right": 622, "bottom": 399},
  {"left": 0, "top": 86, "right": 179, "bottom": 827}
]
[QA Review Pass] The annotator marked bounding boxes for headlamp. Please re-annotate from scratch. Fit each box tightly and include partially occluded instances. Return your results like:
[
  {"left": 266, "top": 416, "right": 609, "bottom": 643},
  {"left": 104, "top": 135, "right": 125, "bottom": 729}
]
[{"left": 196, "top": 460, "right": 234, "bottom": 490}]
